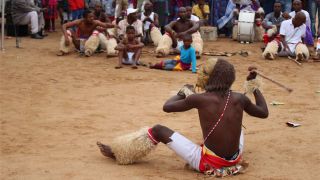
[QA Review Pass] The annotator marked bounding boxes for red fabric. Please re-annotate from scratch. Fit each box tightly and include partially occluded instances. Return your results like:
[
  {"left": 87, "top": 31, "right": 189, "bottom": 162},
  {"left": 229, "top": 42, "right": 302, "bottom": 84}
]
[
  {"left": 68, "top": 0, "right": 85, "bottom": 10},
  {"left": 198, "top": 146, "right": 241, "bottom": 172}
]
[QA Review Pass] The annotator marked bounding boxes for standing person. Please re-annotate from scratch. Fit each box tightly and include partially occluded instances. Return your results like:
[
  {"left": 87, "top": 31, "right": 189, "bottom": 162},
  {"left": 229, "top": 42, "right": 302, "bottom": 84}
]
[
  {"left": 69, "top": 0, "right": 85, "bottom": 20},
  {"left": 308, "top": 0, "right": 320, "bottom": 37},
  {"left": 169, "top": 0, "right": 184, "bottom": 22},
  {"left": 259, "top": 0, "right": 275, "bottom": 15},
  {"left": 97, "top": 59, "right": 269, "bottom": 177},
  {"left": 279, "top": 0, "right": 292, "bottom": 12},
  {"left": 150, "top": 0, "right": 169, "bottom": 33},
  {"left": 42, "top": 0, "right": 58, "bottom": 32},
  {"left": 101, "top": 0, "right": 116, "bottom": 21},
  {"left": 115, "top": 26, "right": 144, "bottom": 69},
  {"left": 209, "top": 0, "right": 235, "bottom": 37}
]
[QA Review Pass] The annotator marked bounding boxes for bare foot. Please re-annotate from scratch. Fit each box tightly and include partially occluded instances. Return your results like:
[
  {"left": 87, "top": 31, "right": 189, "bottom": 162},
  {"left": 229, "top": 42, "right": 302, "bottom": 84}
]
[
  {"left": 97, "top": 141, "right": 116, "bottom": 159},
  {"left": 265, "top": 52, "right": 273, "bottom": 60},
  {"left": 115, "top": 65, "right": 123, "bottom": 69},
  {"left": 296, "top": 53, "right": 304, "bottom": 62}
]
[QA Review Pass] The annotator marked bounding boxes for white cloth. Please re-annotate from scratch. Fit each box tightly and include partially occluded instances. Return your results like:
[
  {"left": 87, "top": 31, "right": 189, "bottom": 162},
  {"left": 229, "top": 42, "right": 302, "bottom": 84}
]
[
  {"left": 166, "top": 131, "right": 244, "bottom": 172},
  {"left": 141, "top": 12, "right": 155, "bottom": 31},
  {"left": 177, "top": 15, "right": 200, "bottom": 22},
  {"left": 279, "top": 19, "right": 306, "bottom": 53},
  {"left": 17, "top": 11, "right": 41, "bottom": 34},
  {"left": 289, "top": 10, "right": 311, "bottom": 28},
  {"left": 122, "top": 52, "right": 135, "bottom": 64}
]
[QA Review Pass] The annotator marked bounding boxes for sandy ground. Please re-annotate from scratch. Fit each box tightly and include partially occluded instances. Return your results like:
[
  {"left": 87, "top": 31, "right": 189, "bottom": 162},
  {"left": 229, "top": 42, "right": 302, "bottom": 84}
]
[{"left": 0, "top": 31, "right": 319, "bottom": 180}]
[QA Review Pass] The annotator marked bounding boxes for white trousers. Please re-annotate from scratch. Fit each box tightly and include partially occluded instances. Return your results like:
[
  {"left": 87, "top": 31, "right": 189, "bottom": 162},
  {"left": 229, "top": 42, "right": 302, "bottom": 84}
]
[{"left": 18, "top": 11, "right": 44, "bottom": 34}]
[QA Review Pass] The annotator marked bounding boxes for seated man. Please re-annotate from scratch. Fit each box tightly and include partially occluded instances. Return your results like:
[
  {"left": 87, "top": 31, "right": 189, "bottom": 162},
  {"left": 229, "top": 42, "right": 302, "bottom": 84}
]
[
  {"left": 115, "top": 26, "right": 144, "bottom": 69},
  {"left": 97, "top": 59, "right": 268, "bottom": 177},
  {"left": 149, "top": 34, "right": 196, "bottom": 73},
  {"left": 156, "top": 7, "right": 200, "bottom": 57},
  {"left": 139, "top": 2, "right": 162, "bottom": 46},
  {"left": 57, "top": 10, "right": 117, "bottom": 57},
  {"left": 262, "top": 1, "right": 285, "bottom": 44},
  {"left": 289, "top": 0, "right": 313, "bottom": 46},
  {"left": 192, "top": 0, "right": 210, "bottom": 25},
  {"left": 11, "top": 0, "right": 46, "bottom": 39},
  {"left": 118, "top": 8, "right": 143, "bottom": 41},
  {"left": 263, "top": 12, "right": 309, "bottom": 61}
]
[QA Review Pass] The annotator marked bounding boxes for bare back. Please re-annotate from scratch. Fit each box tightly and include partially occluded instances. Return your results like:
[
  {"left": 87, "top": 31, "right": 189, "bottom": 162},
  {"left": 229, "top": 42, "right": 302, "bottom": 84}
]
[{"left": 193, "top": 92, "right": 245, "bottom": 158}]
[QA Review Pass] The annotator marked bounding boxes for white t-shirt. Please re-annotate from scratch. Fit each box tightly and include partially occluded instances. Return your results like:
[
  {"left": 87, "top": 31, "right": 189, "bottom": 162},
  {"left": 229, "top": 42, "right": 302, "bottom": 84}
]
[
  {"left": 177, "top": 15, "right": 200, "bottom": 22},
  {"left": 289, "top": 10, "right": 311, "bottom": 27},
  {"left": 280, "top": 19, "right": 306, "bottom": 53}
]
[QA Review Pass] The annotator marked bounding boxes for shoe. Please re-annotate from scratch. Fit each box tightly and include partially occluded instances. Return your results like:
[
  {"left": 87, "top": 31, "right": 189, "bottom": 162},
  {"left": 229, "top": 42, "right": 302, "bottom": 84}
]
[
  {"left": 31, "top": 33, "right": 43, "bottom": 39},
  {"left": 38, "top": 29, "right": 48, "bottom": 37}
]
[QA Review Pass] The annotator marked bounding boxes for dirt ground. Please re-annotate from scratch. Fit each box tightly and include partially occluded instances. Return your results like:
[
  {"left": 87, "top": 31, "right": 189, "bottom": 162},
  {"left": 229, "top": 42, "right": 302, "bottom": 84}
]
[{"left": 0, "top": 31, "right": 319, "bottom": 180}]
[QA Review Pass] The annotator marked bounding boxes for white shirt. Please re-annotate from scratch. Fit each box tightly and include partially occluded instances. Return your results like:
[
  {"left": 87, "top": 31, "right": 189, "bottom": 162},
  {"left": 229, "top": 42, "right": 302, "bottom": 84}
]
[
  {"left": 177, "top": 15, "right": 199, "bottom": 22},
  {"left": 280, "top": 19, "right": 306, "bottom": 53},
  {"left": 141, "top": 12, "right": 155, "bottom": 31},
  {"left": 289, "top": 10, "right": 311, "bottom": 27}
]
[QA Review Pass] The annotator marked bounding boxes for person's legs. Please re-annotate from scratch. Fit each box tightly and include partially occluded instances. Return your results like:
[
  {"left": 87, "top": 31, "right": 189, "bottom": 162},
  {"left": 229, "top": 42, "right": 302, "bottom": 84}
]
[
  {"left": 152, "top": 125, "right": 202, "bottom": 171},
  {"left": 19, "top": 11, "right": 39, "bottom": 34},
  {"left": 163, "top": 60, "right": 177, "bottom": 70},
  {"left": 308, "top": 0, "right": 317, "bottom": 37},
  {"left": 115, "top": 44, "right": 127, "bottom": 68},
  {"left": 132, "top": 48, "right": 142, "bottom": 69}
]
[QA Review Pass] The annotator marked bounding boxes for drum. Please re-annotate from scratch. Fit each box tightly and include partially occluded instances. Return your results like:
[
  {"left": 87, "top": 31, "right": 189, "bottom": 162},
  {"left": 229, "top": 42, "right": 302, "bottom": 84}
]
[
  {"left": 200, "top": 26, "right": 217, "bottom": 41},
  {"left": 237, "top": 10, "right": 255, "bottom": 43}
]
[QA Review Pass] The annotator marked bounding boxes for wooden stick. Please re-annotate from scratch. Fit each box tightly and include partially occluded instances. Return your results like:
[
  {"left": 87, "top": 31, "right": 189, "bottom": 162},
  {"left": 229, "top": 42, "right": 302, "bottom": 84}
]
[
  {"left": 256, "top": 71, "right": 293, "bottom": 93},
  {"left": 288, "top": 56, "right": 302, "bottom": 66},
  {"left": 248, "top": 66, "right": 293, "bottom": 93}
]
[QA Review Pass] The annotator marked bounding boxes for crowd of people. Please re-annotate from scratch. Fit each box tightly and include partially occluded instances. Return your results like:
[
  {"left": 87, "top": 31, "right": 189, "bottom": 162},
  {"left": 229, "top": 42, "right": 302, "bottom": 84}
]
[
  {"left": 2, "top": 0, "right": 319, "bottom": 177},
  {"left": 6, "top": 0, "right": 320, "bottom": 63}
]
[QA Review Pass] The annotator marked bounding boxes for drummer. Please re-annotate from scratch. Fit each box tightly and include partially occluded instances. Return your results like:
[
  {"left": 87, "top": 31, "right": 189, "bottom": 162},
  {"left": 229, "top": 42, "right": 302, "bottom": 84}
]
[{"left": 232, "top": 0, "right": 265, "bottom": 40}]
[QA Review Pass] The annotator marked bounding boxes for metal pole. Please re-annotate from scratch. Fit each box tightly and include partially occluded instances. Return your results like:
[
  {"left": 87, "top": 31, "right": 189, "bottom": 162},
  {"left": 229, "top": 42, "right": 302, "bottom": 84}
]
[{"left": 1, "top": 0, "right": 5, "bottom": 51}]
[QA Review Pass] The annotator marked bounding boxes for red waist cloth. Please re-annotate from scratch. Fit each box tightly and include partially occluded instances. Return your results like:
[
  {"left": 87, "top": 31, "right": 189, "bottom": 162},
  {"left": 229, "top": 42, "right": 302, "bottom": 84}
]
[{"left": 198, "top": 145, "right": 242, "bottom": 172}]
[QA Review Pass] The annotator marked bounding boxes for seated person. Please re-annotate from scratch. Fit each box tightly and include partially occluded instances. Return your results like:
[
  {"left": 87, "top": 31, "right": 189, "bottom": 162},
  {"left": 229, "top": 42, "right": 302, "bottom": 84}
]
[
  {"left": 150, "top": 34, "right": 196, "bottom": 73},
  {"left": 97, "top": 59, "right": 268, "bottom": 177},
  {"left": 139, "top": 2, "right": 161, "bottom": 45},
  {"left": 192, "top": 0, "right": 210, "bottom": 25},
  {"left": 11, "top": 0, "right": 46, "bottom": 39},
  {"left": 118, "top": 8, "right": 143, "bottom": 41},
  {"left": 115, "top": 26, "right": 144, "bottom": 69},
  {"left": 262, "top": 1, "right": 285, "bottom": 44},
  {"left": 57, "top": 10, "right": 117, "bottom": 56},
  {"left": 289, "top": 0, "right": 313, "bottom": 46},
  {"left": 155, "top": 7, "right": 200, "bottom": 57},
  {"left": 186, "top": 6, "right": 200, "bottom": 22},
  {"left": 263, "top": 12, "right": 309, "bottom": 61},
  {"left": 232, "top": 0, "right": 265, "bottom": 41}
]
